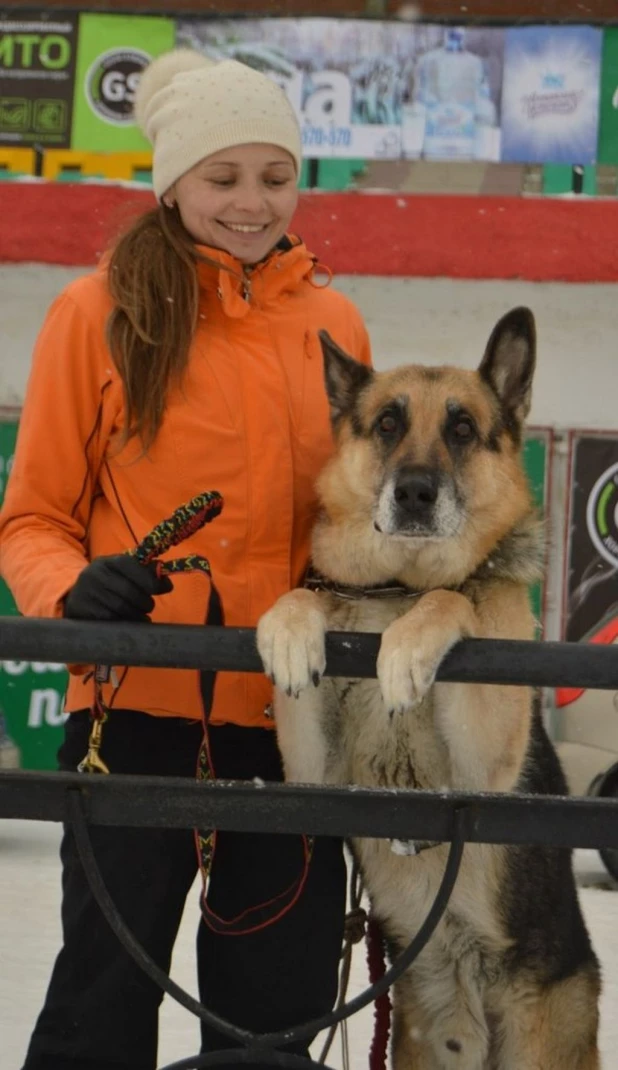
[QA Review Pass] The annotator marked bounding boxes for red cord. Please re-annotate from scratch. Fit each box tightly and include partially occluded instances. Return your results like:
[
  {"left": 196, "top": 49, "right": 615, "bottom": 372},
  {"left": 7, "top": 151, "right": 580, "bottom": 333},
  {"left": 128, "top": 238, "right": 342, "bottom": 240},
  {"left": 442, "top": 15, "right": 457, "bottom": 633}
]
[{"left": 366, "top": 915, "right": 391, "bottom": 1070}]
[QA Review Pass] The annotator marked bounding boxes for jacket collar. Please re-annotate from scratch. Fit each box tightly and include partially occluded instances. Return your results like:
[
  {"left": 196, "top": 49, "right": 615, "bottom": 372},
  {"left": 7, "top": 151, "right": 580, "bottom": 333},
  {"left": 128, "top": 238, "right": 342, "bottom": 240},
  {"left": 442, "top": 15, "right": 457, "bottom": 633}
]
[{"left": 195, "top": 235, "right": 318, "bottom": 319}]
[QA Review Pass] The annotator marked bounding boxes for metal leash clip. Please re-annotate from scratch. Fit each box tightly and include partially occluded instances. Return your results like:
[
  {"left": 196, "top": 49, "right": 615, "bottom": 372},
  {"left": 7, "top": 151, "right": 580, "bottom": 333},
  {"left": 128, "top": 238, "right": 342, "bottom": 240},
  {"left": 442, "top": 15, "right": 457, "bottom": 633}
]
[{"left": 77, "top": 712, "right": 110, "bottom": 775}]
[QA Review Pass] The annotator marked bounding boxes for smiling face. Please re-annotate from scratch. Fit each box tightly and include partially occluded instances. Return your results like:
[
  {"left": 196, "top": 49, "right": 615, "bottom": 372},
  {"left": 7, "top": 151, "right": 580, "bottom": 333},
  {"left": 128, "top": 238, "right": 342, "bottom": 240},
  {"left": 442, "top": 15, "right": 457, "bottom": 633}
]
[{"left": 165, "top": 143, "right": 299, "bottom": 264}]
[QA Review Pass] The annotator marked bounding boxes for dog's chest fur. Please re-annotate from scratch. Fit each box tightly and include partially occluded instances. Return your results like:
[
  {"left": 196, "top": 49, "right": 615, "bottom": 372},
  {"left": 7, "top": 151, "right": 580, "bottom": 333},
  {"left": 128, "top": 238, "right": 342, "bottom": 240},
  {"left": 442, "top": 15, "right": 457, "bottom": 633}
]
[{"left": 314, "top": 593, "right": 451, "bottom": 793}]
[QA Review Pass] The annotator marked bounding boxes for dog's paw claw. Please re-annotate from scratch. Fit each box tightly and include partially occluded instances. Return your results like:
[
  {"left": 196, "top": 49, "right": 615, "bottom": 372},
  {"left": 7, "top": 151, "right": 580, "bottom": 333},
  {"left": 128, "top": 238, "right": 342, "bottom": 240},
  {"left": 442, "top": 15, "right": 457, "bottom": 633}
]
[{"left": 256, "top": 592, "right": 327, "bottom": 698}]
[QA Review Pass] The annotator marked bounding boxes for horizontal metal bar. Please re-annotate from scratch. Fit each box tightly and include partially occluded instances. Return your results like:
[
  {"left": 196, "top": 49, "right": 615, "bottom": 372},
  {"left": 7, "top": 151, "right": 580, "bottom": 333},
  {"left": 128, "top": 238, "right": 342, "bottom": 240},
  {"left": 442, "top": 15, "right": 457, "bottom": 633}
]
[
  {"left": 2, "top": 770, "right": 618, "bottom": 849},
  {"left": 1, "top": 617, "right": 618, "bottom": 690}
]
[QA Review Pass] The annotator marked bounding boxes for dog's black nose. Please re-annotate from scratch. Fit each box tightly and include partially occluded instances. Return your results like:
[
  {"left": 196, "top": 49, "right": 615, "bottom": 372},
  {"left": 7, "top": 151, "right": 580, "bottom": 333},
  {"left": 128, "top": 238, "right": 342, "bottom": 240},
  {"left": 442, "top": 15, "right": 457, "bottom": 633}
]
[{"left": 393, "top": 468, "right": 439, "bottom": 514}]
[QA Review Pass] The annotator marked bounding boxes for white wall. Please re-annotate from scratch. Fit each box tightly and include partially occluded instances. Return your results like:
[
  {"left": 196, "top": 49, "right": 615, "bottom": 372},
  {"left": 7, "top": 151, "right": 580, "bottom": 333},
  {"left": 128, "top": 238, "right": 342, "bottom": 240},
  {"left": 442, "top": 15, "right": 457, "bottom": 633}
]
[
  {"left": 1, "top": 264, "right": 617, "bottom": 429},
  {"left": 0, "top": 266, "right": 86, "bottom": 408}
]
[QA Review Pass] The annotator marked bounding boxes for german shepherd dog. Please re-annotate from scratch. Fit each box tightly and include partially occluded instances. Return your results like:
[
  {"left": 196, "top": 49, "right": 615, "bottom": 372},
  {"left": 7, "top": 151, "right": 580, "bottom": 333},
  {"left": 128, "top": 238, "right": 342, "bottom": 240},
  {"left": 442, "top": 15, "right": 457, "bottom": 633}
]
[{"left": 257, "top": 308, "right": 600, "bottom": 1069}]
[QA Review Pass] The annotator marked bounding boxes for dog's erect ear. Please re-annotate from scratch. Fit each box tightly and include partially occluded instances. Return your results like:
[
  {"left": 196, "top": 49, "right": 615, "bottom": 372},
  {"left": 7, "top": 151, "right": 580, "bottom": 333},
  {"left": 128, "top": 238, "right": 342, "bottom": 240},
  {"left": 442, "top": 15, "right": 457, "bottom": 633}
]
[
  {"left": 319, "top": 330, "right": 373, "bottom": 424},
  {"left": 478, "top": 307, "right": 536, "bottom": 428}
]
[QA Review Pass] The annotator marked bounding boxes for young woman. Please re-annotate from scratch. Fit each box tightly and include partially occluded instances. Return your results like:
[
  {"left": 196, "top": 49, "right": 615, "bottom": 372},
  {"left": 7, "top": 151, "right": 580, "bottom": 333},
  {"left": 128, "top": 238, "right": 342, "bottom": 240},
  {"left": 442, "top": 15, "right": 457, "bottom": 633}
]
[{"left": 0, "top": 49, "right": 371, "bottom": 1070}]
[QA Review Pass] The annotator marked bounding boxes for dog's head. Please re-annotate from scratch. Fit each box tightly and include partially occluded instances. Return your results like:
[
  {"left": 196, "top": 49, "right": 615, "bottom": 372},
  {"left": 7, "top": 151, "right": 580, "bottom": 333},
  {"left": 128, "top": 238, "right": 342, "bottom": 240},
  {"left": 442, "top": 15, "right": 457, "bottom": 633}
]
[{"left": 315, "top": 308, "right": 537, "bottom": 586}]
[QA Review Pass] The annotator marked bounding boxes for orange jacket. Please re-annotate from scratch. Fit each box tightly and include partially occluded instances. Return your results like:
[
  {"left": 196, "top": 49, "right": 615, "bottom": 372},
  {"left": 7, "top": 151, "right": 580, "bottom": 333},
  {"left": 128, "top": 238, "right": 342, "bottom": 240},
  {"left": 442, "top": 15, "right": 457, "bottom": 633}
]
[{"left": 0, "top": 237, "right": 371, "bottom": 727}]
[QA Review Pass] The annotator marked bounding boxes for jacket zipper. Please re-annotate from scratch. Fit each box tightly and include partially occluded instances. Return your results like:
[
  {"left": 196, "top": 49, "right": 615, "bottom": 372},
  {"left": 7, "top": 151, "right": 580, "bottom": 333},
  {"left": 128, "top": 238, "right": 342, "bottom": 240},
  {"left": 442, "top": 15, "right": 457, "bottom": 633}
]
[{"left": 242, "top": 265, "right": 253, "bottom": 302}]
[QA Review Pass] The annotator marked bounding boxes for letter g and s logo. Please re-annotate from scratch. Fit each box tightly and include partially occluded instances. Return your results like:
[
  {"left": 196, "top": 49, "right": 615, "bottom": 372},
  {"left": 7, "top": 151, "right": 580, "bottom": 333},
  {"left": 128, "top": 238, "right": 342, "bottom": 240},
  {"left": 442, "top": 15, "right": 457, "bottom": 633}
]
[{"left": 85, "top": 47, "right": 150, "bottom": 125}]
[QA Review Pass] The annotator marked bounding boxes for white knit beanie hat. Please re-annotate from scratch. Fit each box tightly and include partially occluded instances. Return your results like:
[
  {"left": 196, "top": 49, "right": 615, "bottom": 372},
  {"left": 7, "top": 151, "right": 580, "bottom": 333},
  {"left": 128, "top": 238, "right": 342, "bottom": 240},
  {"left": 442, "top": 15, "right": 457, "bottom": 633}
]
[{"left": 134, "top": 48, "right": 303, "bottom": 200}]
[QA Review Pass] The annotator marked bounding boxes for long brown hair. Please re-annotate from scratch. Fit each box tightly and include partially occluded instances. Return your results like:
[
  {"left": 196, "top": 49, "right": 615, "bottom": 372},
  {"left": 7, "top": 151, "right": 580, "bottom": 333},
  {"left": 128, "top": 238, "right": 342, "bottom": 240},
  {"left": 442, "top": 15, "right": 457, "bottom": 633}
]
[{"left": 106, "top": 204, "right": 200, "bottom": 450}]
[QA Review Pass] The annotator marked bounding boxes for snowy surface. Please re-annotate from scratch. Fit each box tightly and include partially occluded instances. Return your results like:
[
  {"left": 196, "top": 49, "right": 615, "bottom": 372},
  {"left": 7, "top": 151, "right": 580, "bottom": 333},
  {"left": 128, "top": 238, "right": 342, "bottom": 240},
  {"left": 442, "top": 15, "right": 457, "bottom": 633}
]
[{"left": 1, "top": 818, "right": 616, "bottom": 1069}]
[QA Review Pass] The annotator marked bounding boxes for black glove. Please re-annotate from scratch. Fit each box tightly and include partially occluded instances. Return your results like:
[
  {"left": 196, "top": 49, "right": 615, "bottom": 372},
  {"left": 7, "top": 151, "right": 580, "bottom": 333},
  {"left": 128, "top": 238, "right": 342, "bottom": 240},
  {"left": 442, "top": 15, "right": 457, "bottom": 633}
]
[{"left": 63, "top": 554, "right": 173, "bottom": 622}]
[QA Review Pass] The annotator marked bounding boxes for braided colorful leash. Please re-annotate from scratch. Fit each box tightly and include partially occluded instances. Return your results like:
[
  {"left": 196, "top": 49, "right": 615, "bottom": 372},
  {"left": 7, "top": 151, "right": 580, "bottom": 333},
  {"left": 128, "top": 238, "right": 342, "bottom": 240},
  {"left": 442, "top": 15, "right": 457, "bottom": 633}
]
[
  {"left": 131, "top": 490, "right": 223, "bottom": 569},
  {"left": 78, "top": 490, "right": 223, "bottom": 775}
]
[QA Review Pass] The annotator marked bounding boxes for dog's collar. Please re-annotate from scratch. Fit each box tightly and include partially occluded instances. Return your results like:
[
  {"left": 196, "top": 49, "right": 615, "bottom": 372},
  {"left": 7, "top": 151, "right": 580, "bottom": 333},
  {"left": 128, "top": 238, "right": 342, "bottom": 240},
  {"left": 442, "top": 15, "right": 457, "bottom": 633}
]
[
  {"left": 304, "top": 516, "right": 545, "bottom": 602},
  {"left": 304, "top": 567, "right": 422, "bottom": 601}
]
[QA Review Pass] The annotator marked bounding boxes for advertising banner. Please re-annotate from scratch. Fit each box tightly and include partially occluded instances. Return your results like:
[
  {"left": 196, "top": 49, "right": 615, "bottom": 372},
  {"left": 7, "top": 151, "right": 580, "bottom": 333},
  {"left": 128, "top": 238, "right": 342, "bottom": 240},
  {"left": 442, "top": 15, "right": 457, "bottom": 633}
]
[
  {"left": 0, "top": 421, "right": 68, "bottom": 771},
  {"left": 501, "top": 25, "right": 602, "bottom": 165},
  {"left": 557, "top": 433, "right": 618, "bottom": 752},
  {"left": 177, "top": 18, "right": 504, "bottom": 162},
  {"left": 0, "top": 16, "right": 78, "bottom": 148},
  {"left": 71, "top": 13, "right": 174, "bottom": 152},
  {"left": 563, "top": 434, "right": 618, "bottom": 645},
  {"left": 523, "top": 429, "right": 551, "bottom": 634},
  {"left": 597, "top": 28, "right": 618, "bottom": 165}
]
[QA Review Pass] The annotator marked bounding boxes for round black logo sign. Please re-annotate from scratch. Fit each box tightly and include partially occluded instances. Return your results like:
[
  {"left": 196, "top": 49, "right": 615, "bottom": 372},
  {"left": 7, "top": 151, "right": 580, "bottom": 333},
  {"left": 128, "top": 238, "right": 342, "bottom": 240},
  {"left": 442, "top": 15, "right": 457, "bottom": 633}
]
[
  {"left": 586, "top": 460, "right": 618, "bottom": 568},
  {"left": 85, "top": 48, "right": 151, "bottom": 125}
]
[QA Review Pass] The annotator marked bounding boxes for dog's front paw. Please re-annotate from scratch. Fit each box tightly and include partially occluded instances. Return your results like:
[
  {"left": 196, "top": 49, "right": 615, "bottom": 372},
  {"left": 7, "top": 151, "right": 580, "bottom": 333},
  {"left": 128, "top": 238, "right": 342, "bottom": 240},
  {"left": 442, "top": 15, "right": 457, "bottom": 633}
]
[
  {"left": 256, "top": 589, "right": 327, "bottom": 698},
  {"left": 377, "top": 615, "right": 439, "bottom": 714},
  {"left": 377, "top": 592, "right": 476, "bottom": 714}
]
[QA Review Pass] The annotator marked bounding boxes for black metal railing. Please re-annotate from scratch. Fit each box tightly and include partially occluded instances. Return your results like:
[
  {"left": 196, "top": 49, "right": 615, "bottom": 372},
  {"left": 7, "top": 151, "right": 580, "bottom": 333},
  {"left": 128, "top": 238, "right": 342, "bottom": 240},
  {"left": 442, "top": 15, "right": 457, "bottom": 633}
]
[
  {"left": 4, "top": 615, "right": 618, "bottom": 688},
  {"left": 1, "top": 616, "right": 618, "bottom": 1070}
]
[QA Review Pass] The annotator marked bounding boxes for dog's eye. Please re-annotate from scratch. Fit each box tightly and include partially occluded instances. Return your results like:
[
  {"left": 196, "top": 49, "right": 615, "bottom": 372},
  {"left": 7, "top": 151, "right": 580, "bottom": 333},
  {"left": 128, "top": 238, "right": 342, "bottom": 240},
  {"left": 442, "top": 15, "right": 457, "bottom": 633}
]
[
  {"left": 376, "top": 411, "right": 400, "bottom": 437},
  {"left": 449, "top": 417, "right": 476, "bottom": 444}
]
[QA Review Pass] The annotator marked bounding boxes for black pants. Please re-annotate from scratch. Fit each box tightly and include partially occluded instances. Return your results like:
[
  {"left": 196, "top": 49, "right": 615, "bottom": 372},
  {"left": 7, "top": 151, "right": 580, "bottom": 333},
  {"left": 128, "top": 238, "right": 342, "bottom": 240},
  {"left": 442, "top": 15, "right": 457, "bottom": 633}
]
[{"left": 22, "top": 709, "right": 346, "bottom": 1070}]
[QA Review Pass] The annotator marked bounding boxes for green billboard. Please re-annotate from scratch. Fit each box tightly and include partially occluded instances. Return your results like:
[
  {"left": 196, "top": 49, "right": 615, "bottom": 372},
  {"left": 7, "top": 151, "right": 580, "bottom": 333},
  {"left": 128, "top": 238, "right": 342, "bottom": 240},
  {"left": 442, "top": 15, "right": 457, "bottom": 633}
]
[
  {"left": 71, "top": 13, "right": 174, "bottom": 151},
  {"left": 598, "top": 28, "right": 618, "bottom": 164},
  {"left": 0, "top": 420, "right": 69, "bottom": 771},
  {"left": 523, "top": 429, "right": 551, "bottom": 635},
  {"left": 0, "top": 15, "right": 78, "bottom": 148}
]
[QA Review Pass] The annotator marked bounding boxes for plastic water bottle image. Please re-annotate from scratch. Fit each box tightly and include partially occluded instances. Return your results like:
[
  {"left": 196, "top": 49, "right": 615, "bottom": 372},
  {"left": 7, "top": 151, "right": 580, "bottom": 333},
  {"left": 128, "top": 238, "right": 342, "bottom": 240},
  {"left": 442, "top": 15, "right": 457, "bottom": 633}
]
[
  {"left": 0, "top": 708, "right": 20, "bottom": 769},
  {"left": 411, "top": 26, "right": 497, "bottom": 161}
]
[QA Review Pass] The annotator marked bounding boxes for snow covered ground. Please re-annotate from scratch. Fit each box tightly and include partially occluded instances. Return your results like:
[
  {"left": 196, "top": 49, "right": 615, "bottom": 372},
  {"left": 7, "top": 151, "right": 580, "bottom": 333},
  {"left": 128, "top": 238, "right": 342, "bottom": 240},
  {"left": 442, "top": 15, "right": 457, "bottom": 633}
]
[{"left": 1, "top": 817, "right": 617, "bottom": 1069}]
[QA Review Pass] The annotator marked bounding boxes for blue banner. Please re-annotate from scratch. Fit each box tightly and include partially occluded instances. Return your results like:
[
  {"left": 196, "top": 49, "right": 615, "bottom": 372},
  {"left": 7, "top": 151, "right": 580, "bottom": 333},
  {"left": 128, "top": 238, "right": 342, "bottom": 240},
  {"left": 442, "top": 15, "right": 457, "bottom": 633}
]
[
  {"left": 176, "top": 19, "right": 504, "bottom": 162},
  {"left": 501, "top": 25, "right": 602, "bottom": 165}
]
